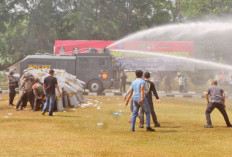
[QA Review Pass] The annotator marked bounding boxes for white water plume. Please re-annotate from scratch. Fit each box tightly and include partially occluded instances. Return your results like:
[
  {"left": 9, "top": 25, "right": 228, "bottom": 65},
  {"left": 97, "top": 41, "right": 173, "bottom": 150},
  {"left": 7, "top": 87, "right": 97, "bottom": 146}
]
[
  {"left": 108, "top": 20, "right": 232, "bottom": 48},
  {"left": 110, "top": 49, "right": 232, "bottom": 70}
]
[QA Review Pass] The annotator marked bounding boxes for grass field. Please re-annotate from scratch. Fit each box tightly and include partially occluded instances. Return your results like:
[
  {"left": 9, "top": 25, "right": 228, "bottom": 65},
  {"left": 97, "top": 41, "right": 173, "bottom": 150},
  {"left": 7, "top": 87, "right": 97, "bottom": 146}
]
[{"left": 0, "top": 94, "right": 232, "bottom": 157}]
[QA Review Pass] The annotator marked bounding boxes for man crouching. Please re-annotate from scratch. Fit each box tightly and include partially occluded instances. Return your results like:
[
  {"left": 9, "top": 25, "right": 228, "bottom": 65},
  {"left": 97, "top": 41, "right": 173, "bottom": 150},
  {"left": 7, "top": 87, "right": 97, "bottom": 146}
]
[{"left": 204, "top": 80, "right": 232, "bottom": 128}]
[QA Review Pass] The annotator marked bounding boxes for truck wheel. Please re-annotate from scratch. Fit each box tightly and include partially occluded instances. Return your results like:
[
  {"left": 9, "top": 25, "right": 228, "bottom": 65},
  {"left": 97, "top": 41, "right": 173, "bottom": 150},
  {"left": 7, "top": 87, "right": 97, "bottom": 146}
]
[{"left": 88, "top": 80, "right": 103, "bottom": 93}]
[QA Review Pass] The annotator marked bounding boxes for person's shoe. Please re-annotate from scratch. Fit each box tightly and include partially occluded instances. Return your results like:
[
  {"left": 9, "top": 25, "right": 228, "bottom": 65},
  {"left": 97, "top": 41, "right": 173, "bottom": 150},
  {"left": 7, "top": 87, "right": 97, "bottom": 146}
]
[
  {"left": 139, "top": 124, "right": 144, "bottom": 128},
  {"left": 204, "top": 124, "right": 213, "bottom": 128},
  {"left": 154, "top": 123, "right": 161, "bottom": 127},
  {"left": 42, "top": 112, "right": 45, "bottom": 115},
  {"left": 131, "top": 129, "right": 135, "bottom": 132},
  {"left": 146, "top": 127, "right": 155, "bottom": 132},
  {"left": 227, "top": 124, "right": 232, "bottom": 127},
  {"left": 9, "top": 104, "right": 14, "bottom": 106},
  {"left": 15, "top": 108, "right": 19, "bottom": 111}
]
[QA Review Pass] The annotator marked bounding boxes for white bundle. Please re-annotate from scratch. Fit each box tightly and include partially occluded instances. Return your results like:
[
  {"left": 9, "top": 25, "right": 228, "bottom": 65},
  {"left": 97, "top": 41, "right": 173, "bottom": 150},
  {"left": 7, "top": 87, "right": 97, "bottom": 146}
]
[{"left": 23, "top": 68, "right": 85, "bottom": 111}]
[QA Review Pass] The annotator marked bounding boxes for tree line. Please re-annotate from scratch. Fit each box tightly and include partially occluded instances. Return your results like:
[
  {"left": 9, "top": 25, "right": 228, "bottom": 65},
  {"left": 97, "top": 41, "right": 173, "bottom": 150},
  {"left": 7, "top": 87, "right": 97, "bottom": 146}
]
[{"left": 0, "top": 0, "right": 231, "bottom": 69}]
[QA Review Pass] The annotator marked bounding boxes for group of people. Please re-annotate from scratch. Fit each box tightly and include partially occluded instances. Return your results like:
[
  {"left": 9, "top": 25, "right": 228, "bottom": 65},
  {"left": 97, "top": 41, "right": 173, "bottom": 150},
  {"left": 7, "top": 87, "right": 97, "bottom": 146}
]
[
  {"left": 124, "top": 70, "right": 160, "bottom": 132},
  {"left": 124, "top": 70, "right": 232, "bottom": 132},
  {"left": 8, "top": 68, "right": 232, "bottom": 129},
  {"left": 8, "top": 69, "right": 61, "bottom": 116}
]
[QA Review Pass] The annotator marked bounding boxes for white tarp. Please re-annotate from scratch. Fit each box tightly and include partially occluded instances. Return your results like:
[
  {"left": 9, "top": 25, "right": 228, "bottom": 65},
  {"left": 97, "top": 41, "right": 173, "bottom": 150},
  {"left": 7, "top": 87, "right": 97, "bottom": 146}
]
[{"left": 23, "top": 68, "right": 85, "bottom": 111}]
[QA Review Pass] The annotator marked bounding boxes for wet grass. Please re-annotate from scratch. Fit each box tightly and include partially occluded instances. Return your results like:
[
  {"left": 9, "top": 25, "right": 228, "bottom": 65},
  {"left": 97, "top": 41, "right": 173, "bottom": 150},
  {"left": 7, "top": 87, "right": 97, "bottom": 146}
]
[{"left": 0, "top": 94, "right": 232, "bottom": 157}]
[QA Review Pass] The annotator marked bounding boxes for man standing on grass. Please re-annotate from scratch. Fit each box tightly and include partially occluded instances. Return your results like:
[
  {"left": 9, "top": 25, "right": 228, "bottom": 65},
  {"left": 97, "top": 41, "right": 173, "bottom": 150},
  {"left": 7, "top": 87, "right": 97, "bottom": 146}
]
[
  {"left": 16, "top": 73, "right": 35, "bottom": 111},
  {"left": 8, "top": 69, "right": 19, "bottom": 106},
  {"left": 139, "top": 71, "right": 161, "bottom": 128},
  {"left": 204, "top": 80, "right": 232, "bottom": 128},
  {"left": 125, "top": 70, "right": 154, "bottom": 132},
  {"left": 120, "top": 72, "right": 127, "bottom": 92},
  {"left": 42, "top": 69, "right": 61, "bottom": 116}
]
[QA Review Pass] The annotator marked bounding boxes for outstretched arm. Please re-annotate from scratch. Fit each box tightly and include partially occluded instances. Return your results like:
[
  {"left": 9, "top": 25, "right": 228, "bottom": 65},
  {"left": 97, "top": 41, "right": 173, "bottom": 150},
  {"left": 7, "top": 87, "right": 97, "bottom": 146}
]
[
  {"left": 55, "top": 84, "right": 62, "bottom": 97},
  {"left": 223, "top": 93, "right": 226, "bottom": 108},
  {"left": 138, "top": 86, "right": 144, "bottom": 104},
  {"left": 125, "top": 88, "right": 133, "bottom": 106},
  {"left": 152, "top": 83, "right": 160, "bottom": 104}
]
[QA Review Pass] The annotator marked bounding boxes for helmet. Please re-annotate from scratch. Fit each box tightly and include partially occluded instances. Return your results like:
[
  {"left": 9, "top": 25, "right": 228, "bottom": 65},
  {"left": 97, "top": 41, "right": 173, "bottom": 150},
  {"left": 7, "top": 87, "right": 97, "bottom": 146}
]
[{"left": 9, "top": 69, "right": 15, "bottom": 74}]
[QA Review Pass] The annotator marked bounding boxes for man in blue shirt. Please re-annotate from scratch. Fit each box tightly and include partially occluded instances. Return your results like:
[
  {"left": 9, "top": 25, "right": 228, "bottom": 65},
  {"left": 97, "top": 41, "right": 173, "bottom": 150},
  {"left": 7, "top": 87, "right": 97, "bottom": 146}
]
[{"left": 125, "top": 70, "right": 154, "bottom": 132}]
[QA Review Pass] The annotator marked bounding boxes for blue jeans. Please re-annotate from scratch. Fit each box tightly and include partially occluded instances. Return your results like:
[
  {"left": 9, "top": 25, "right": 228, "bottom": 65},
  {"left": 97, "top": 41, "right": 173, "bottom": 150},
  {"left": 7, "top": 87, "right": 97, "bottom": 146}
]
[
  {"left": 131, "top": 97, "right": 150, "bottom": 130},
  {"left": 42, "top": 94, "right": 55, "bottom": 116}
]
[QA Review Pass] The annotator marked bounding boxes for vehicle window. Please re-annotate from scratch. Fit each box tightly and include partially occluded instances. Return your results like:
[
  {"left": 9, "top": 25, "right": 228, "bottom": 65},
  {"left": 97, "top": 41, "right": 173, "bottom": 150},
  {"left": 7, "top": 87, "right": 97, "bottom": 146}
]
[{"left": 99, "top": 59, "right": 108, "bottom": 66}]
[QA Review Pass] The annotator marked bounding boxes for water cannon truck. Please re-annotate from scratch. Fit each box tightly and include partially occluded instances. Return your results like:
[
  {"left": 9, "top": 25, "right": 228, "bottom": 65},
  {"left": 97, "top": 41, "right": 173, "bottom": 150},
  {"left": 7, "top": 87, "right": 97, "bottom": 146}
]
[{"left": 20, "top": 52, "right": 121, "bottom": 93}]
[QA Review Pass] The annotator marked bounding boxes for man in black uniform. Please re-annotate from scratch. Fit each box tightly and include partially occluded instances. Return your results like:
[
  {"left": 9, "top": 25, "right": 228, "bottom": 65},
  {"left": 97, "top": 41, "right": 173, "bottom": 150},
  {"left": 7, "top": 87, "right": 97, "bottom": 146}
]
[
  {"left": 140, "top": 71, "right": 161, "bottom": 128},
  {"left": 120, "top": 72, "right": 127, "bottom": 92},
  {"left": 16, "top": 73, "right": 35, "bottom": 111},
  {"left": 8, "top": 69, "right": 19, "bottom": 106},
  {"left": 204, "top": 80, "right": 232, "bottom": 128}
]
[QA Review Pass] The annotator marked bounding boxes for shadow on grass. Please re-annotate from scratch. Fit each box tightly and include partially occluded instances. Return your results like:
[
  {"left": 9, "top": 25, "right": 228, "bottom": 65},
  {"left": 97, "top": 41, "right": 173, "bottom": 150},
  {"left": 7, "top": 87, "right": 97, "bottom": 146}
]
[
  {"left": 160, "top": 126, "right": 181, "bottom": 128},
  {"left": 55, "top": 115, "right": 82, "bottom": 118},
  {"left": 212, "top": 126, "right": 232, "bottom": 128},
  {"left": 156, "top": 130, "right": 177, "bottom": 133}
]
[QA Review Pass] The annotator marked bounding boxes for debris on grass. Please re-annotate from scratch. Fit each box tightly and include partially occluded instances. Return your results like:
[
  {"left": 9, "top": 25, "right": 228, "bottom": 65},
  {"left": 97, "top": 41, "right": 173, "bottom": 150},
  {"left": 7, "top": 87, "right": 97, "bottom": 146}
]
[
  {"left": 112, "top": 112, "right": 122, "bottom": 116},
  {"left": 97, "top": 123, "right": 103, "bottom": 126}
]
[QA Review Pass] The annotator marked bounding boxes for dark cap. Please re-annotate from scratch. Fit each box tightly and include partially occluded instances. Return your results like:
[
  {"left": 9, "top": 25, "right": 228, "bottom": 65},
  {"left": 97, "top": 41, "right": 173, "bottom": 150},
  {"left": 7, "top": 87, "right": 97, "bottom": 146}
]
[{"left": 49, "top": 69, "right": 54, "bottom": 74}]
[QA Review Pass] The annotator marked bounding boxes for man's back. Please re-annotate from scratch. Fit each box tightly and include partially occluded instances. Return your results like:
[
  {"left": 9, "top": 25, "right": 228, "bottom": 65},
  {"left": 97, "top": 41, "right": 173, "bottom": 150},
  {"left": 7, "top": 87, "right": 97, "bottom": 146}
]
[
  {"left": 44, "top": 76, "right": 57, "bottom": 95},
  {"left": 23, "top": 78, "right": 34, "bottom": 92},
  {"left": 131, "top": 78, "right": 145, "bottom": 99},
  {"left": 145, "top": 80, "right": 159, "bottom": 99},
  {"left": 207, "top": 86, "right": 224, "bottom": 104}
]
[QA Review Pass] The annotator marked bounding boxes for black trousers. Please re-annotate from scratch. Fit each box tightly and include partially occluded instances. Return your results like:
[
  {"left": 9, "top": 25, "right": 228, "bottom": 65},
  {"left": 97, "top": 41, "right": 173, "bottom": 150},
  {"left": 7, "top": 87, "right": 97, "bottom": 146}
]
[
  {"left": 16, "top": 92, "right": 27, "bottom": 109},
  {"left": 205, "top": 102, "right": 231, "bottom": 126},
  {"left": 27, "top": 91, "right": 35, "bottom": 108},
  {"left": 9, "top": 86, "right": 16, "bottom": 105},
  {"left": 140, "top": 96, "right": 158, "bottom": 125},
  {"left": 179, "top": 85, "right": 184, "bottom": 93},
  {"left": 33, "top": 95, "right": 44, "bottom": 111},
  {"left": 120, "top": 83, "right": 126, "bottom": 92},
  {"left": 16, "top": 91, "right": 34, "bottom": 109}
]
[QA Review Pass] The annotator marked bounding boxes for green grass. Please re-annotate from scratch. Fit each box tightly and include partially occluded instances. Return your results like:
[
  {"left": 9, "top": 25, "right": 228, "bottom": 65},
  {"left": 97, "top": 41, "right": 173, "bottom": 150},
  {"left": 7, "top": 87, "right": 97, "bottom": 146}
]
[{"left": 0, "top": 94, "right": 232, "bottom": 157}]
